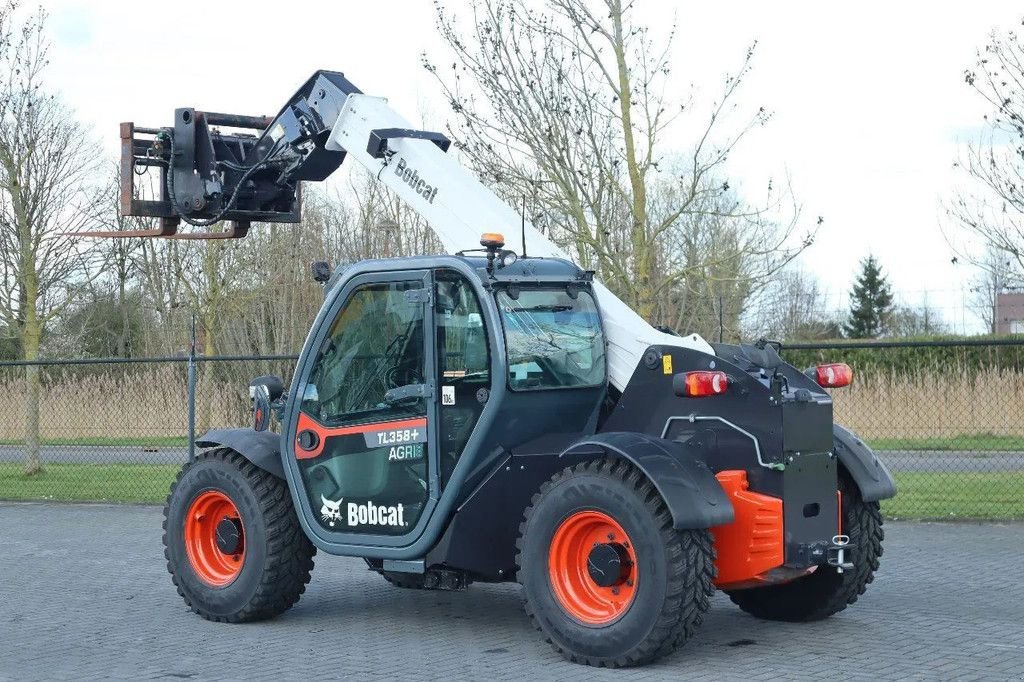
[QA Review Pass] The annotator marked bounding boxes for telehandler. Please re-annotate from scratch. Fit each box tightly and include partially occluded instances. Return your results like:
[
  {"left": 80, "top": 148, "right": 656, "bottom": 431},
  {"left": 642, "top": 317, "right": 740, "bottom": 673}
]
[{"left": 97, "top": 70, "right": 895, "bottom": 667}]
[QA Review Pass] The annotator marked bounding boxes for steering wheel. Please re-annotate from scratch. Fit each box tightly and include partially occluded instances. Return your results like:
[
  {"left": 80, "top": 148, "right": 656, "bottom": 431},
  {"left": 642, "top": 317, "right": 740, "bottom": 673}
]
[{"left": 385, "top": 364, "right": 422, "bottom": 389}]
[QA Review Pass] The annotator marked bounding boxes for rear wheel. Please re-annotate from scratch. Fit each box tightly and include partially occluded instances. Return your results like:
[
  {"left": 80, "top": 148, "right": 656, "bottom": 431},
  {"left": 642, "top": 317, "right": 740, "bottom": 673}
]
[
  {"left": 517, "top": 459, "right": 715, "bottom": 667},
  {"left": 163, "top": 449, "right": 316, "bottom": 622},
  {"left": 726, "top": 474, "right": 883, "bottom": 621}
]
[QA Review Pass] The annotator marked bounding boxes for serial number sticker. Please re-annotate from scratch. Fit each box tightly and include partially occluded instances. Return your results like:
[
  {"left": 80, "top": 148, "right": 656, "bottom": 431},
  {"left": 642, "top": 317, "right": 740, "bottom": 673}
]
[
  {"left": 662, "top": 354, "right": 673, "bottom": 374},
  {"left": 442, "top": 385, "right": 456, "bottom": 406},
  {"left": 363, "top": 426, "right": 427, "bottom": 448}
]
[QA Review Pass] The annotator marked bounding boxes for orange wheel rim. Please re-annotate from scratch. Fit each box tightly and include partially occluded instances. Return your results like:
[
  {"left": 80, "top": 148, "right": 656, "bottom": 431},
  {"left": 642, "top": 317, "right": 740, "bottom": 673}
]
[
  {"left": 548, "top": 510, "right": 638, "bottom": 625},
  {"left": 184, "top": 490, "right": 245, "bottom": 587}
]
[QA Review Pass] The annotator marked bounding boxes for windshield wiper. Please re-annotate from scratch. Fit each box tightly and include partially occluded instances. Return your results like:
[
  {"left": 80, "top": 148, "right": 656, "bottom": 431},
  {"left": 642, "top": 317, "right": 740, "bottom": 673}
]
[{"left": 510, "top": 304, "right": 572, "bottom": 313}]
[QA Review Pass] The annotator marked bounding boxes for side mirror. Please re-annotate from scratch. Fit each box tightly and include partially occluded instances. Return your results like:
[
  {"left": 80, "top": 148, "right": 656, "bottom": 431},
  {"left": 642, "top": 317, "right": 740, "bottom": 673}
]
[
  {"left": 249, "top": 374, "right": 285, "bottom": 402},
  {"left": 249, "top": 375, "right": 285, "bottom": 432},
  {"left": 251, "top": 385, "right": 272, "bottom": 432}
]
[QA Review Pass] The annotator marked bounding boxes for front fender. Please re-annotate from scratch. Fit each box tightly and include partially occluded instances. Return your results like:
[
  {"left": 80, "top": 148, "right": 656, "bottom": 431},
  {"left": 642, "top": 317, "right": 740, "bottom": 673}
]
[
  {"left": 195, "top": 428, "right": 285, "bottom": 479},
  {"left": 833, "top": 424, "right": 897, "bottom": 501},
  {"left": 562, "top": 431, "right": 734, "bottom": 529}
]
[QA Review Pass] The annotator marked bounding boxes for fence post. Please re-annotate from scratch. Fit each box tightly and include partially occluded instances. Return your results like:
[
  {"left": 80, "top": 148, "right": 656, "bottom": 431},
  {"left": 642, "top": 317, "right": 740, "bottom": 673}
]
[{"left": 187, "top": 315, "right": 197, "bottom": 461}]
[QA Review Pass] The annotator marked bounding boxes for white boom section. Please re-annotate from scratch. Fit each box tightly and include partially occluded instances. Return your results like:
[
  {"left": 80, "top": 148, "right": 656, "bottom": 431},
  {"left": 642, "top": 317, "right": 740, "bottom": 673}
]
[{"left": 326, "top": 94, "right": 715, "bottom": 391}]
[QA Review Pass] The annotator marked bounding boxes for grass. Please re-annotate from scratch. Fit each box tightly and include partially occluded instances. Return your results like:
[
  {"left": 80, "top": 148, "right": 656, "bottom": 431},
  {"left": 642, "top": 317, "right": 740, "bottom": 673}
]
[
  {"left": 0, "top": 463, "right": 178, "bottom": 504},
  {"left": 0, "top": 436, "right": 188, "bottom": 448},
  {"left": 883, "top": 471, "right": 1024, "bottom": 520},
  {"left": 869, "top": 433, "right": 1024, "bottom": 452}
]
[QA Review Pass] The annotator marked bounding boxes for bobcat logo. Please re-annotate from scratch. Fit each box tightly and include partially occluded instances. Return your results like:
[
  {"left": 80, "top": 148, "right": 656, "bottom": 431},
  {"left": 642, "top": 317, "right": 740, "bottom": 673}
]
[{"left": 320, "top": 494, "right": 343, "bottom": 527}]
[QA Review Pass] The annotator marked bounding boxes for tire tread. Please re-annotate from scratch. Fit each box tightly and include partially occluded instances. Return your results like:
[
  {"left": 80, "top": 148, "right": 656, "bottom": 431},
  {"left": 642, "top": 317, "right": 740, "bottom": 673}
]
[
  {"left": 162, "top": 449, "right": 316, "bottom": 623},
  {"left": 516, "top": 458, "right": 715, "bottom": 667}
]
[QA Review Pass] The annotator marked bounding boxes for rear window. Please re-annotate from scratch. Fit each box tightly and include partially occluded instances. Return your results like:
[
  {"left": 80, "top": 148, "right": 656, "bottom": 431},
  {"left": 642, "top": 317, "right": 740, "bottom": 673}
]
[{"left": 496, "top": 288, "right": 606, "bottom": 390}]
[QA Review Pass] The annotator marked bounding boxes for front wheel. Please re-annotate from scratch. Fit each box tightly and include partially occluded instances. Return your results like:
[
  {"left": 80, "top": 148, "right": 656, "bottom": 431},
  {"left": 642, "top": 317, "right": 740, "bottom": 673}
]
[
  {"left": 163, "top": 449, "right": 316, "bottom": 622},
  {"left": 726, "top": 474, "right": 884, "bottom": 621},
  {"left": 517, "top": 459, "right": 715, "bottom": 667}
]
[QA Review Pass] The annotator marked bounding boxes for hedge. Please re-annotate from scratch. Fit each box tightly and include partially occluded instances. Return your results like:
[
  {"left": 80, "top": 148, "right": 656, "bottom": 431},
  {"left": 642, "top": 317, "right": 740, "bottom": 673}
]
[{"left": 778, "top": 335, "right": 1024, "bottom": 378}]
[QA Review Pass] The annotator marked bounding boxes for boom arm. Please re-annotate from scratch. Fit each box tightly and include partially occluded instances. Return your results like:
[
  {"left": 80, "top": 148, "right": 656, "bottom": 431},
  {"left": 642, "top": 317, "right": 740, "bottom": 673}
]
[{"left": 109, "top": 70, "right": 715, "bottom": 390}]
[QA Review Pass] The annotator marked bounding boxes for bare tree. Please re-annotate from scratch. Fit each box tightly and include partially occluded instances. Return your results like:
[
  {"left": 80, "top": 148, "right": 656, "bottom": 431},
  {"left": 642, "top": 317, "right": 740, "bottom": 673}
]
[
  {"left": 966, "top": 245, "right": 1022, "bottom": 333},
  {"left": 0, "top": 4, "right": 101, "bottom": 474},
  {"left": 746, "top": 268, "right": 840, "bottom": 341},
  {"left": 888, "top": 301, "right": 946, "bottom": 337},
  {"left": 55, "top": 169, "right": 152, "bottom": 358},
  {"left": 428, "top": 0, "right": 814, "bottom": 326},
  {"left": 950, "top": 25, "right": 1024, "bottom": 270}
]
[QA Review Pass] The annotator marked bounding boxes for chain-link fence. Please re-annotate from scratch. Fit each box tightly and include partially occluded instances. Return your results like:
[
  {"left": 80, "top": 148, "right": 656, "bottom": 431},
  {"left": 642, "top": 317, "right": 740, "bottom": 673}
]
[
  {"left": 1, "top": 340, "right": 1022, "bottom": 519},
  {"left": 0, "top": 355, "right": 296, "bottom": 504},
  {"left": 780, "top": 338, "right": 1024, "bottom": 520}
]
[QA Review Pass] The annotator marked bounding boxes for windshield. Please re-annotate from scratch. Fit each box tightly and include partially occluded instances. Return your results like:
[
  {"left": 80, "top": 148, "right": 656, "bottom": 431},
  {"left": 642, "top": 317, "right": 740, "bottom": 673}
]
[{"left": 496, "top": 287, "right": 606, "bottom": 390}]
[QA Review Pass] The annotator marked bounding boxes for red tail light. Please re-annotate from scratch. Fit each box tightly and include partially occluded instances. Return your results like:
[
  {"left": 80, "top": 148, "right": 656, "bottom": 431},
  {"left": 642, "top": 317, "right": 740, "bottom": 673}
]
[
  {"left": 682, "top": 371, "right": 728, "bottom": 397},
  {"left": 815, "top": 363, "right": 853, "bottom": 388}
]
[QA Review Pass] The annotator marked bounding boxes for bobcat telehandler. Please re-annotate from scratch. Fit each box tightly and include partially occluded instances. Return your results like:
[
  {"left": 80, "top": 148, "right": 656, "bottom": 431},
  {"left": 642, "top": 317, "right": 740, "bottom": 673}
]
[{"left": 97, "top": 70, "right": 895, "bottom": 667}]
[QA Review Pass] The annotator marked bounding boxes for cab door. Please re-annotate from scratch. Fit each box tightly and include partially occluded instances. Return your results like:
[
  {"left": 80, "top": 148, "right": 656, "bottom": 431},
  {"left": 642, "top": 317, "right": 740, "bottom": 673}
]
[{"left": 289, "top": 271, "right": 437, "bottom": 540}]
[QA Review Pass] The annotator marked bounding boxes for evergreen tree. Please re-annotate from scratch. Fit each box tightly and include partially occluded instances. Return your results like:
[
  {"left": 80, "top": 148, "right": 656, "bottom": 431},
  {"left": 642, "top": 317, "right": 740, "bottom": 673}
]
[{"left": 844, "top": 255, "right": 894, "bottom": 338}]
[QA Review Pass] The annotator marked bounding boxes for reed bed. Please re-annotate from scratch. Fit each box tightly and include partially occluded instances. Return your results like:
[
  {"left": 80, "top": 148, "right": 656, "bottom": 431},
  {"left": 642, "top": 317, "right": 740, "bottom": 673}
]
[
  {"left": 0, "top": 366, "right": 251, "bottom": 442},
  {"left": 0, "top": 364, "right": 1020, "bottom": 444},
  {"left": 832, "top": 367, "right": 1024, "bottom": 442}
]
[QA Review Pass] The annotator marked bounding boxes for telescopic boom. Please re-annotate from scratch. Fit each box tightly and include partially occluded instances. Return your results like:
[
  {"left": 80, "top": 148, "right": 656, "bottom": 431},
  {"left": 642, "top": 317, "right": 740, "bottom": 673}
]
[{"left": 101, "top": 70, "right": 715, "bottom": 390}]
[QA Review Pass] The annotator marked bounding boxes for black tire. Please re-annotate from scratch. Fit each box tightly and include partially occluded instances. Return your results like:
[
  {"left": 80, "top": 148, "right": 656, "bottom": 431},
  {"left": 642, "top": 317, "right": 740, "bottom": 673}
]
[
  {"left": 516, "top": 459, "right": 715, "bottom": 668},
  {"left": 726, "top": 474, "right": 883, "bottom": 622},
  {"left": 163, "top": 448, "right": 316, "bottom": 622}
]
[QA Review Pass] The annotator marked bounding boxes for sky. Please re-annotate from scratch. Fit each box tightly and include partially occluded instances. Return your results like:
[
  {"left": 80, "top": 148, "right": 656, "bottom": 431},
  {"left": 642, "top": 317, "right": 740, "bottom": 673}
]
[{"left": 33, "top": 0, "right": 1023, "bottom": 333}]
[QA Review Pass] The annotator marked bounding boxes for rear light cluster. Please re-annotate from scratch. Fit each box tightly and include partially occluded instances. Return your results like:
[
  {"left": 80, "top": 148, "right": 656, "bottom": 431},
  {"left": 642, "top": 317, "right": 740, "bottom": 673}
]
[
  {"left": 813, "top": 363, "right": 853, "bottom": 388},
  {"left": 682, "top": 371, "right": 728, "bottom": 397}
]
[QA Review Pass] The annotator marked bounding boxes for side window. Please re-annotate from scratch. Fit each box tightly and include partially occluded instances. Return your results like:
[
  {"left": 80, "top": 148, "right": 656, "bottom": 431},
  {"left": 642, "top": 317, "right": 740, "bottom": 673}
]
[
  {"left": 297, "top": 280, "right": 429, "bottom": 536},
  {"left": 496, "top": 287, "right": 605, "bottom": 390},
  {"left": 302, "top": 282, "right": 425, "bottom": 425},
  {"left": 435, "top": 270, "right": 490, "bottom": 484}
]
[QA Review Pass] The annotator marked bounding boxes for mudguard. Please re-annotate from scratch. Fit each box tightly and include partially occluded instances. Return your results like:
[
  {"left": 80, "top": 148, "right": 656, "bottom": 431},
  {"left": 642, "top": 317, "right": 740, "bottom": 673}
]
[
  {"left": 195, "top": 428, "right": 284, "bottom": 479},
  {"left": 561, "top": 431, "right": 734, "bottom": 529},
  {"left": 833, "top": 424, "right": 897, "bottom": 501}
]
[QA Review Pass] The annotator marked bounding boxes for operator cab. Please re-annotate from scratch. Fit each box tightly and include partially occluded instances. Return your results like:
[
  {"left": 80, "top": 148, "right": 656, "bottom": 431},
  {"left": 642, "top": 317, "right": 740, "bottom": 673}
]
[{"left": 283, "top": 249, "right": 607, "bottom": 548}]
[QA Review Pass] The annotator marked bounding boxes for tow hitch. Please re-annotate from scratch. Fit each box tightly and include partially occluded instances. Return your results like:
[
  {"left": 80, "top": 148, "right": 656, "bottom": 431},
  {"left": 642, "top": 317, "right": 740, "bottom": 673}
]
[{"left": 827, "top": 535, "right": 854, "bottom": 573}]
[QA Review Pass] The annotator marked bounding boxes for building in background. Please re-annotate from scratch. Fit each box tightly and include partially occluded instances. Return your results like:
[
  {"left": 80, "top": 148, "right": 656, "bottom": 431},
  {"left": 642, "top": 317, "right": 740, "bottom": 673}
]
[{"left": 996, "top": 292, "right": 1024, "bottom": 334}]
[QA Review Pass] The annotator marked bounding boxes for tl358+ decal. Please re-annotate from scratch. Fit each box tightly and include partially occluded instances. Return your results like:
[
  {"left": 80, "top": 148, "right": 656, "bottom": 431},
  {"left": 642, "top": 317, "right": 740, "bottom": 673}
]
[{"left": 363, "top": 425, "right": 426, "bottom": 461}]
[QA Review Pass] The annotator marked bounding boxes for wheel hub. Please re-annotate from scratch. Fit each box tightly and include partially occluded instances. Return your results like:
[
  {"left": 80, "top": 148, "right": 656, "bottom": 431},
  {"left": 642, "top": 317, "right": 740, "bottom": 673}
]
[
  {"left": 586, "top": 542, "right": 631, "bottom": 587},
  {"left": 183, "top": 490, "right": 246, "bottom": 587},
  {"left": 548, "top": 511, "right": 639, "bottom": 625},
  {"left": 215, "top": 516, "right": 244, "bottom": 555}
]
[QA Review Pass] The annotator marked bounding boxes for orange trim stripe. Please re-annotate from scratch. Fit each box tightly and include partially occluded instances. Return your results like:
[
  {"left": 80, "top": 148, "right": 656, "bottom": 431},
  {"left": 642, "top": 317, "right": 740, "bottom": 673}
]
[{"left": 295, "top": 412, "right": 428, "bottom": 460}]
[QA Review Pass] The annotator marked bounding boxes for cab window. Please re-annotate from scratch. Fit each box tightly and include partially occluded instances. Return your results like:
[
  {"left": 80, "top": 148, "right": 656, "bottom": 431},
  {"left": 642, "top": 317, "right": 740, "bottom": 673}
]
[
  {"left": 436, "top": 269, "right": 490, "bottom": 483},
  {"left": 496, "top": 287, "right": 605, "bottom": 390},
  {"left": 302, "top": 281, "right": 425, "bottom": 426}
]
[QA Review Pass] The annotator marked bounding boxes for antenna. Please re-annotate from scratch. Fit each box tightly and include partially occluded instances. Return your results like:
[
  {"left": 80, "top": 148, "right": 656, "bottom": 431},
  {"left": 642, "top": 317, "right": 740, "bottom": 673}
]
[
  {"left": 718, "top": 293, "right": 724, "bottom": 343},
  {"left": 521, "top": 194, "right": 528, "bottom": 258}
]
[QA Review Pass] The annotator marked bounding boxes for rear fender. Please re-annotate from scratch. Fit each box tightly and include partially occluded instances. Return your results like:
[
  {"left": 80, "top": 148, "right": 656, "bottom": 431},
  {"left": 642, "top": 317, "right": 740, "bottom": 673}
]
[
  {"left": 561, "top": 431, "right": 734, "bottom": 529},
  {"left": 833, "top": 424, "right": 897, "bottom": 501},
  {"left": 195, "top": 428, "right": 285, "bottom": 479}
]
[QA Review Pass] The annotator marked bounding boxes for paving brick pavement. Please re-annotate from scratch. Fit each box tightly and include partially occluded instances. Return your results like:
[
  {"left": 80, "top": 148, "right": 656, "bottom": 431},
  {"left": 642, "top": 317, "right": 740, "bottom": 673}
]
[{"left": 0, "top": 502, "right": 1022, "bottom": 681}]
